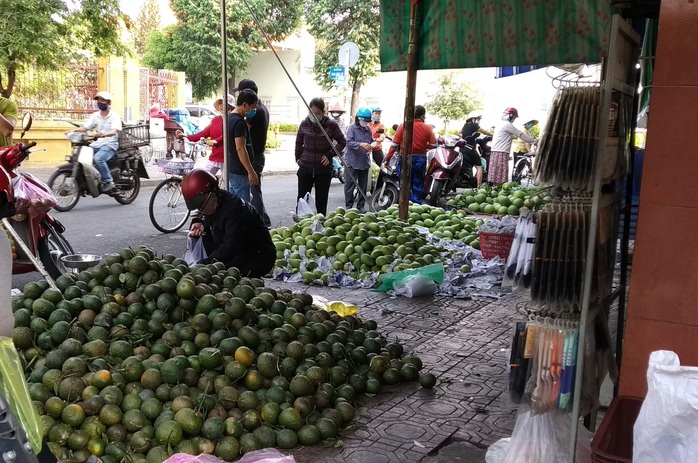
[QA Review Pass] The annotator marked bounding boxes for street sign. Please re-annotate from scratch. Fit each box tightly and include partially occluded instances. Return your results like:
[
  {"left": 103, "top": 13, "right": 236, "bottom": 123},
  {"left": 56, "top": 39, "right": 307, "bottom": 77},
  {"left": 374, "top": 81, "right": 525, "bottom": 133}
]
[
  {"left": 329, "top": 66, "right": 345, "bottom": 79},
  {"left": 338, "top": 42, "right": 360, "bottom": 68}
]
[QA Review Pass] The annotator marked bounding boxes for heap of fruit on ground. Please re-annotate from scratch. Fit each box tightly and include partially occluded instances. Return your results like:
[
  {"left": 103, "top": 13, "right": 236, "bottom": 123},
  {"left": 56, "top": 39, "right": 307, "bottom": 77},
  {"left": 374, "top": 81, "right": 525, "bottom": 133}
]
[
  {"left": 271, "top": 205, "right": 483, "bottom": 284},
  {"left": 447, "top": 183, "right": 551, "bottom": 215},
  {"left": 11, "top": 247, "right": 436, "bottom": 463}
]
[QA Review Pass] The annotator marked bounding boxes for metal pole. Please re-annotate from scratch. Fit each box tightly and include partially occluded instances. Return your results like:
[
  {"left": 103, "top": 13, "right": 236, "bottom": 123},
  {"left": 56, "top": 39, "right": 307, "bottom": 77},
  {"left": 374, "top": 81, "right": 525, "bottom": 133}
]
[
  {"left": 220, "top": 0, "right": 229, "bottom": 189},
  {"left": 399, "top": 0, "right": 422, "bottom": 221}
]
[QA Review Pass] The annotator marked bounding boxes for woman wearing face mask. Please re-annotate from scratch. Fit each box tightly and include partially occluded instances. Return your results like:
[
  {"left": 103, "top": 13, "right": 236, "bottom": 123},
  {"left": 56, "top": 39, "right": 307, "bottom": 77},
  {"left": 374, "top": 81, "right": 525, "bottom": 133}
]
[
  {"left": 295, "top": 97, "right": 347, "bottom": 216},
  {"left": 328, "top": 102, "right": 347, "bottom": 133},
  {"left": 343, "top": 107, "right": 374, "bottom": 212}
]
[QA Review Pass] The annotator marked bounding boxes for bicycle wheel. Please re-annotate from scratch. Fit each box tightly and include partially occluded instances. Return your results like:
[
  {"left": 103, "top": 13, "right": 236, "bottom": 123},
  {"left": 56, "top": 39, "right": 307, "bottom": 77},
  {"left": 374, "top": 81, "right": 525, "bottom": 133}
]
[{"left": 149, "top": 178, "right": 191, "bottom": 233}]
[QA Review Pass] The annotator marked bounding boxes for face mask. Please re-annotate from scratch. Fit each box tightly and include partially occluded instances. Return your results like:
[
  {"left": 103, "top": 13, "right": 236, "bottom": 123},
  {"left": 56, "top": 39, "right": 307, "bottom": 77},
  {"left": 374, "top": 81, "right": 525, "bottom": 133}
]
[
  {"left": 372, "top": 115, "right": 381, "bottom": 123},
  {"left": 247, "top": 108, "right": 257, "bottom": 118},
  {"left": 359, "top": 120, "right": 369, "bottom": 128},
  {"left": 308, "top": 113, "right": 321, "bottom": 124},
  {"left": 98, "top": 103, "right": 109, "bottom": 111},
  {"left": 330, "top": 113, "right": 341, "bottom": 119}
]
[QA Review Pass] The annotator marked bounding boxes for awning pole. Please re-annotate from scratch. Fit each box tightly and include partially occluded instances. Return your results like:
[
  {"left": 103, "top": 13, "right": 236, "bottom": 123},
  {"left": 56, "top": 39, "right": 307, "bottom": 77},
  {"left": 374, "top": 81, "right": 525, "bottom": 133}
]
[
  {"left": 399, "top": 0, "right": 422, "bottom": 220},
  {"left": 220, "top": 0, "right": 229, "bottom": 189}
]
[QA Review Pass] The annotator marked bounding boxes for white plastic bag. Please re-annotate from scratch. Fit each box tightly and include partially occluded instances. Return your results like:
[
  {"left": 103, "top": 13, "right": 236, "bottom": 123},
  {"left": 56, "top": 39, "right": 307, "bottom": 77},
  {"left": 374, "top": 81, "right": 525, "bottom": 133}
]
[
  {"left": 296, "top": 193, "right": 316, "bottom": 217},
  {"left": 184, "top": 236, "right": 207, "bottom": 265},
  {"left": 392, "top": 274, "right": 437, "bottom": 298},
  {"left": 485, "top": 409, "right": 592, "bottom": 463},
  {"left": 634, "top": 350, "right": 698, "bottom": 463},
  {"left": 237, "top": 448, "right": 296, "bottom": 463}
]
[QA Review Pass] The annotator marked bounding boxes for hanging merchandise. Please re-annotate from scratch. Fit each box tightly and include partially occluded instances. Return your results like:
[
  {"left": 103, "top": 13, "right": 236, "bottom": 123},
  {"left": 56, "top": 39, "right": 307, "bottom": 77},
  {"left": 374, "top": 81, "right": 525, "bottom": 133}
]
[
  {"left": 503, "top": 213, "right": 537, "bottom": 290},
  {"left": 529, "top": 197, "right": 619, "bottom": 311}
]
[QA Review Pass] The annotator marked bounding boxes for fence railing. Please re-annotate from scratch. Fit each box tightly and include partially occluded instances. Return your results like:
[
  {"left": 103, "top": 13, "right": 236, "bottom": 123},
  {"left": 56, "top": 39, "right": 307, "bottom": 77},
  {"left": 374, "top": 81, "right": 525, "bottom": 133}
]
[{"left": 14, "top": 64, "right": 99, "bottom": 120}]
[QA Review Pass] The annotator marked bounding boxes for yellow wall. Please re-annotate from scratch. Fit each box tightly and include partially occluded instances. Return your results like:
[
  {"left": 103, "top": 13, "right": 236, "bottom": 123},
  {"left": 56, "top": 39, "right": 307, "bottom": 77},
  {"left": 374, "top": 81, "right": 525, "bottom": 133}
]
[{"left": 15, "top": 120, "right": 76, "bottom": 166}]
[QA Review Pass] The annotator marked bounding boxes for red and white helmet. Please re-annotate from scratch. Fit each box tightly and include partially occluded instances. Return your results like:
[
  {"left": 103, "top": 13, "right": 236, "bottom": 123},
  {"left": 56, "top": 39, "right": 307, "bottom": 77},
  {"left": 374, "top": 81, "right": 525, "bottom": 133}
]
[{"left": 503, "top": 107, "right": 519, "bottom": 117}]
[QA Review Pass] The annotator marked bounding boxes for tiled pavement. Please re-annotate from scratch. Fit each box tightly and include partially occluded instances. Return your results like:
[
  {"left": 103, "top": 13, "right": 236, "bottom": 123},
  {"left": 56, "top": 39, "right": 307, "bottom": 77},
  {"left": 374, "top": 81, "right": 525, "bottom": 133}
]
[{"left": 265, "top": 282, "right": 528, "bottom": 462}]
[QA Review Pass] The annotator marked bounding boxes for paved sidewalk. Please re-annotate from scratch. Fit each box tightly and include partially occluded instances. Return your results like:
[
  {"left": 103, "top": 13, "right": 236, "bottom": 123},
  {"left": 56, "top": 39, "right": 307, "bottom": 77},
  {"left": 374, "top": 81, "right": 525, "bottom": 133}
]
[{"left": 267, "top": 282, "right": 521, "bottom": 463}]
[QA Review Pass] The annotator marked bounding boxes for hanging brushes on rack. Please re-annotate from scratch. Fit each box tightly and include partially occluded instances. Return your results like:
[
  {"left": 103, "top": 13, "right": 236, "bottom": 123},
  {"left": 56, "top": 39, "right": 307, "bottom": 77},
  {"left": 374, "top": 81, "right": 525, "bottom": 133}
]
[
  {"left": 534, "top": 83, "right": 631, "bottom": 192},
  {"left": 529, "top": 197, "right": 619, "bottom": 311}
]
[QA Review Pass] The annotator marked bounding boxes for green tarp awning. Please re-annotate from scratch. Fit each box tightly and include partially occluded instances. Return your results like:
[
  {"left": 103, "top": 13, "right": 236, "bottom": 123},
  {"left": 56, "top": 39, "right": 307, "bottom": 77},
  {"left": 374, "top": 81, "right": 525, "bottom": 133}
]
[{"left": 380, "top": 0, "right": 614, "bottom": 72}]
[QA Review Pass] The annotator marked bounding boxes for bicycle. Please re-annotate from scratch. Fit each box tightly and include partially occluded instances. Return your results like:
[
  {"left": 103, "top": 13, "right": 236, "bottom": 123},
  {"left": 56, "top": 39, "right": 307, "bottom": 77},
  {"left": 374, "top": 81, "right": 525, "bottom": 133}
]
[{"left": 148, "top": 158, "right": 196, "bottom": 233}]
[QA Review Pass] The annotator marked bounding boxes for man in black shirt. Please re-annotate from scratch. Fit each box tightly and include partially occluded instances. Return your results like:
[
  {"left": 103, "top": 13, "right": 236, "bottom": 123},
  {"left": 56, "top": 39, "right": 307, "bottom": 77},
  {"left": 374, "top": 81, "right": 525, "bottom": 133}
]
[
  {"left": 233, "top": 79, "right": 271, "bottom": 227},
  {"left": 228, "top": 89, "right": 259, "bottom": 202},
  {"left": 182, "top": 169, "right": 275, "bottom": 278}
]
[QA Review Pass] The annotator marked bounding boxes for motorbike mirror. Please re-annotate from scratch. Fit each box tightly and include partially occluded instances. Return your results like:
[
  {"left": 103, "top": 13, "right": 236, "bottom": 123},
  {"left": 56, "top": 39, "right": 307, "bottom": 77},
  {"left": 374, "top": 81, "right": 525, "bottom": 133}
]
[
  {"left": 21, "top": 113, "right": 33, "bottom": 138},
  {"left": 392, "top": 124, "right": 399, "bottom": 131}
]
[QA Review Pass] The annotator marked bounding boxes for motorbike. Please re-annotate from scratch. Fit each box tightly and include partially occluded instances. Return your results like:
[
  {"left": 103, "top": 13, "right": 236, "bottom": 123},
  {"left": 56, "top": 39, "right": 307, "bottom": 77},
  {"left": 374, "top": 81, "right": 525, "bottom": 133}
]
[
  {"left": 48, "top": 122, "right": 150, "bottom": 212},
  {"left": 424, "top": 135, "right": 465, "bottom": 206},
  {"left": 512, "top": 151, "right": 535, "bottom": 187},
  {"left": 332, "top": 156, "right": 345, "bottom": 183},
  {"left": 0, "top": 114, "right": 74, "bottom": 278},
  {"left": 370, "top": 154, "right": 401, "bottom": 211}
]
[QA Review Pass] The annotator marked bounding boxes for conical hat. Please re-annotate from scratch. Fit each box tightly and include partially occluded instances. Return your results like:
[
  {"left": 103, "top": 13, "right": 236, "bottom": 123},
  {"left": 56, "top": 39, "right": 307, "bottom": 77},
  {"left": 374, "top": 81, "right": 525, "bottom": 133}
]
[{"left": 328, "top": 102, "right": 346, "bottom": 113}]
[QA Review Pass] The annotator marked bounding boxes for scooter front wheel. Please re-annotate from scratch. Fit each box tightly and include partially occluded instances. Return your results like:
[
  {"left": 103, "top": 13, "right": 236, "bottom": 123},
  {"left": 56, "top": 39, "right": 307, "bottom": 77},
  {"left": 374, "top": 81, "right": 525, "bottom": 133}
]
[
  {"left": 38, "top": 222, "right": 75, "bottom": 278},
  {"left": 370, "top": 184, "right": 399, "bottom": 211},
  {"left": 47, "top": 170, "right": 80, "bottom": 212},
  {"left": 428, "top": 179, "right": 445, "bottom": 207}
]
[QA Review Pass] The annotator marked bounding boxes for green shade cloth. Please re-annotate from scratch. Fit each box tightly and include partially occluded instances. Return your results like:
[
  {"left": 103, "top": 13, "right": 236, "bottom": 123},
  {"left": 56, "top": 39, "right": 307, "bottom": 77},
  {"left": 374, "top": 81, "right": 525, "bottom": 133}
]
[{"left": 380, "top": 0, "right": 614, "bottom": 72}]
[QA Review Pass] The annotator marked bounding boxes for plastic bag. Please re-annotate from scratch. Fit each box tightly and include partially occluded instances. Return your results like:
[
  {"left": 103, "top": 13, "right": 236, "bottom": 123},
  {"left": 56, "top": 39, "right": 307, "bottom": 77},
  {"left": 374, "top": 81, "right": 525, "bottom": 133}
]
[
  {"left": 373, "top": 263, "right": 445, "bottom": 293},
  {"left": 237, "top": 448, "right": 296, "bottom": 463},
  {"left": 485, "top": 408, "right": 592, "bottom": 463},
  {"left": 393, "top": 274, "right": 437, "bottom": 297},
  {"left": 296, "top": 193, "right": 316, "bottom": 217},
  {"left": 11, "top": 174, "right": 57, "bottom": 217},
  {"left": 184, "top": 236, "right": 208, "bottom": 265},
  {"left": 312, "top": 295, "right": 359, "bottom": 316},
  {"left": 0, "top": 337, "right": 43, "bottom": 453},
  {"left": 634, "top": 350, "right": 698, "bottom": 463}
]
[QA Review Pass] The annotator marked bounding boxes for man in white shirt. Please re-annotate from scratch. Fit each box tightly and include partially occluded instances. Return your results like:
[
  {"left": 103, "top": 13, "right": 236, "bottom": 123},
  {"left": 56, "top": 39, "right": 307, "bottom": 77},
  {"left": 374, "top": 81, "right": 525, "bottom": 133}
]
[{"left": 68, "top": 92, "right": 122, "bottom": 192}]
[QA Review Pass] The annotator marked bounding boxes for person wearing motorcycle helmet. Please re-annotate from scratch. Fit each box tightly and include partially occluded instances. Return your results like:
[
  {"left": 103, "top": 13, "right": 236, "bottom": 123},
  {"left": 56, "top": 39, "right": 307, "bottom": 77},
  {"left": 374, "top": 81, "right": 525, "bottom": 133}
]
[
  {"left": 460, "top": 111, "right": 492, "bottom": 140},
  {"left": 513, "top": 119, "right": 539, "bottom": 165},
  {"left": 368, "top": 106, "right": 386, "bottom": 165},
  {"left": 67, "top": 91, "right": 122, "bottom": 192},
  {"left": 343, "top": 107, "right": 374, "bottom": 212},
  {"left": 182, "top": 169, "right": 275, "bottom": 277},
  {"left": 489, "top": 107, "right": 537, "bottom": 186}
]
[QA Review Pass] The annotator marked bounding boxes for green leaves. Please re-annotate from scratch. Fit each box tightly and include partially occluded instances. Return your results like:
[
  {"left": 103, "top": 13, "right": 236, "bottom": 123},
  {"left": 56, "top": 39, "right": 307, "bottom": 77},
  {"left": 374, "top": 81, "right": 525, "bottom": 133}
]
[
  {"left": 142, "top": 0, "right": 303, "bottom": 100},
  {"left": 0, "top": 0, "right": 128, "bottom": 97},
  {"left": 424, "top": 73, "right": 482, "bottom": 132},
  {"left": 305, "top": 0, "right": 381, "bottom": 113}
]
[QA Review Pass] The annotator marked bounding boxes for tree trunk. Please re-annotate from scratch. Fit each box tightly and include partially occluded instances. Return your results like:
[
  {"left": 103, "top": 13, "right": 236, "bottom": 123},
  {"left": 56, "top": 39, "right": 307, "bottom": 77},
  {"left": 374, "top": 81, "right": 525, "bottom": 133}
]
[
  {"left": 350, "top": 78, "right": 361, "bottom": 119},
  {"left": 0, "top": 64, "right": 16, "bottom": 98}
]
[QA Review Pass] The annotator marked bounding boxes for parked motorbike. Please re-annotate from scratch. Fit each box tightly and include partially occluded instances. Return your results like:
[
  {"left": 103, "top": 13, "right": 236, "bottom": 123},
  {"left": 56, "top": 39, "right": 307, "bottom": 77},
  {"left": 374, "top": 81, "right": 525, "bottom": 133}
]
[
  {"left": 0, "top": 114, "right": 74, "bottom": 278},
  {"left": 512, "top": 152, "right": 535, "bottom": 186},
  {"left": 370, "top": 154, "right": 401, "bottom": 211},
  {"left": 48, "top": 122, "right": 150, "bottom": 211},
  {"left": 424, "top": 135, "right": 465, "bottom": 206}
]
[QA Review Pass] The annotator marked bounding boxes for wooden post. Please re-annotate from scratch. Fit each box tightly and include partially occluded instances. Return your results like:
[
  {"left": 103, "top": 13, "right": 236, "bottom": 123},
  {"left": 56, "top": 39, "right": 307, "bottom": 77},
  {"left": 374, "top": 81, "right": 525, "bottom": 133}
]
[{"left": 399, "top": 0, "right": 422, "bottom": 220}]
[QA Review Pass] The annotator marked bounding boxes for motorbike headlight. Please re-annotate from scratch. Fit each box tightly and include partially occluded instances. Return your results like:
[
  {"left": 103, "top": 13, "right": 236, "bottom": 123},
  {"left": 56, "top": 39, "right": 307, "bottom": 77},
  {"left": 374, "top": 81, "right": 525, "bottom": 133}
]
[
  {"left": 444, "top": 136, "right": 458, "bottom": 148},
  {"left": 66, "top": 132, "right": 84, "bottom": 143},
  {"left": 65, "top": 155, "right": 72, "bottom": 161}
]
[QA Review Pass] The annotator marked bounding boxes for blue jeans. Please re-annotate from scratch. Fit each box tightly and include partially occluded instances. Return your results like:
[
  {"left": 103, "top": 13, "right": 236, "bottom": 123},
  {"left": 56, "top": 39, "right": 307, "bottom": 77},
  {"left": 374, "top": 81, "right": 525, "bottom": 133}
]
[
  {"left": 93, "top": 145, "right": 117, "bottom": 184},
  {"left": 396, "top": 155, "right": 427, "bottom": 204},
  {"left": 228, "top": 173, "right": 251, "bottom": 202}
]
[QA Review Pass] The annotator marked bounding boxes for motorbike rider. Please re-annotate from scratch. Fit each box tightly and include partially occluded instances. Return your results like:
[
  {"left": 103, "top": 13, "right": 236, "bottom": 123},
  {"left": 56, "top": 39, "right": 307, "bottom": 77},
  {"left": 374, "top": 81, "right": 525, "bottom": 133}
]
[
  {"left": 182, "top": 169, "right": 275, "bottom": 277},
  {"left": 368, "top": 106, "right": 386, "bottom": 166},
  {"left": 66, "top": 91, "right": 122, "bottom": 192},
  {"left": 386, "top": 105, "right": 436, "bottom": 204}
]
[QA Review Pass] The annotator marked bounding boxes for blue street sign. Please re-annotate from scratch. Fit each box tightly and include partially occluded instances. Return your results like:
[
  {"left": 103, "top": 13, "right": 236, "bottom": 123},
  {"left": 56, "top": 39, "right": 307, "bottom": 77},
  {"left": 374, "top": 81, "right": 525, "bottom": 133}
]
[{"left": 329, "top": 66, "right": 345, "bottom": 79}]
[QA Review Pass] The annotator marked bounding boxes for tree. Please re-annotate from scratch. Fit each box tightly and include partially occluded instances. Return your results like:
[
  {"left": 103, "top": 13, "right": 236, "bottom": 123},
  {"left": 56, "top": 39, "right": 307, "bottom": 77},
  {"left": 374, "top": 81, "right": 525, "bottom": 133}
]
[
  {"left": 305, "top": 0, "right": 380, "bottom": 117},
  {"left": 143, "top": 0, "right": 303, "bottom": 100},
  {"left": 0, "top": 0, "right": 129, "bottom": 98},
  {"left": 425, "top": 73, "right": 482, "bottom": 133},
  {"left": 134, "top": 0, "right": 161, "bottom": 56}
]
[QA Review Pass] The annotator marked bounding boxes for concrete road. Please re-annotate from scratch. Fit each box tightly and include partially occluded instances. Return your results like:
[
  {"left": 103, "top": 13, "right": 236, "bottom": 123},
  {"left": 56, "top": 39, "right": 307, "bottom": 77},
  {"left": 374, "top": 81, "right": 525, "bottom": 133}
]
[{"left": 11, "top": 175, "right": 350, "bottom": 289}]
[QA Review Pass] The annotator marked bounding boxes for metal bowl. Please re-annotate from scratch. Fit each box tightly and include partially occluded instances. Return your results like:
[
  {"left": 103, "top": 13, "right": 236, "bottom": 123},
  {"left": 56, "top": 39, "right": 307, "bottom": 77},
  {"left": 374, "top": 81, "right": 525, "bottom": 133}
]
[{"left": 61, "top": 254, "right": 102, "bottom": 271}]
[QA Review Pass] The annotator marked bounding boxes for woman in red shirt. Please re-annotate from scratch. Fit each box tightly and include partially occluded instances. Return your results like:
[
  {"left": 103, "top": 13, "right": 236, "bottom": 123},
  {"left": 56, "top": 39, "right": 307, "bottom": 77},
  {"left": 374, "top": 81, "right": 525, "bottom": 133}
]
[{"left": 176, "top": 98, "right": 228, "bottom": 175}]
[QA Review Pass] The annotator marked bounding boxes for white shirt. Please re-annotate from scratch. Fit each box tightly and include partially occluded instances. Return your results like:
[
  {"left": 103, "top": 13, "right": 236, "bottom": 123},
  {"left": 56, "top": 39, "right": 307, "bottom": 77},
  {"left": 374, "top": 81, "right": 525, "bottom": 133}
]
[
  {"left": 491, "top": 120, "right": 536, "bottom": 153},
  {"left": 84, "top": 109, "right": 122, "bottom": 150}
]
